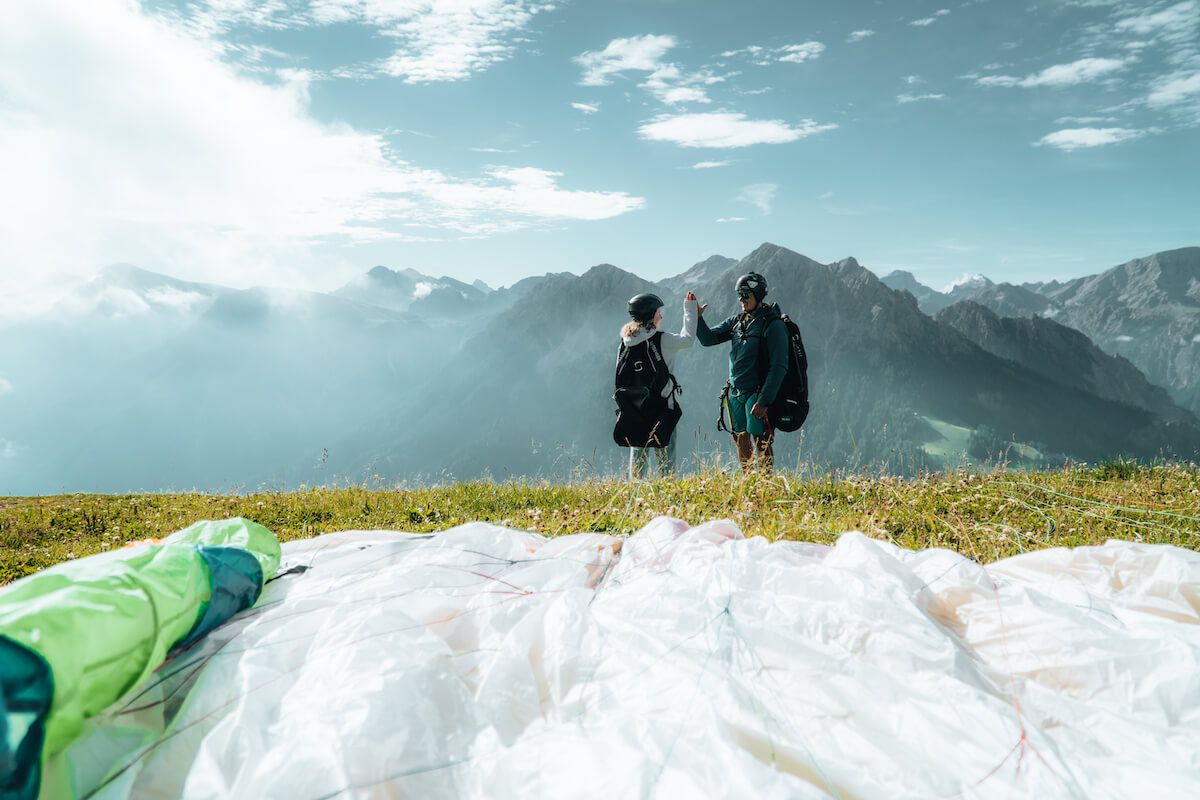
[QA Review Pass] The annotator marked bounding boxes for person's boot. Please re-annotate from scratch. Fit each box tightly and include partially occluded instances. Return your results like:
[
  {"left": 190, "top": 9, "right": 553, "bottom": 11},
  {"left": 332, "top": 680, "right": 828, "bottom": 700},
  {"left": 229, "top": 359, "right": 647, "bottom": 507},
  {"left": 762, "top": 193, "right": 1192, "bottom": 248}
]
[
  {"left": 754, "top": 435, "right": 775, "bottom": 473},
  {"left": 735, "top": 432, "right": 754, "bottom": 471}
]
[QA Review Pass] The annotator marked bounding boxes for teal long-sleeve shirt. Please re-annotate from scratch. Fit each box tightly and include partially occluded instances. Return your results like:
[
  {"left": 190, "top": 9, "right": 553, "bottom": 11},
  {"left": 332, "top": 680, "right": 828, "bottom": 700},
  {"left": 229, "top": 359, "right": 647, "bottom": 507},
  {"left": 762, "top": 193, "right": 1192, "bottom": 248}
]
[{"left": 696, "top": 303, "right": 789, "bottom": 404}]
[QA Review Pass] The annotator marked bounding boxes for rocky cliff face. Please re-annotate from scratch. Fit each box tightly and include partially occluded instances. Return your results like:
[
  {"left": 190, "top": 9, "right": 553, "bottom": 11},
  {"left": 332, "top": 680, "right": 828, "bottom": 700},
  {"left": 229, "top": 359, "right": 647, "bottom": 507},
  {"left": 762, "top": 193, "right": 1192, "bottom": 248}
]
[
  {"left": 1040, "top": 248, "right": 1200, "bottom": 414},
  {"left": 937, "top": 300, "right": 1192, "bottom": 423},
  {"left": 662, "top": 255, "right": 738, "bottom": 293},
  {"left": 877, "top": 247, "right": 1200, "bottom": 414}
]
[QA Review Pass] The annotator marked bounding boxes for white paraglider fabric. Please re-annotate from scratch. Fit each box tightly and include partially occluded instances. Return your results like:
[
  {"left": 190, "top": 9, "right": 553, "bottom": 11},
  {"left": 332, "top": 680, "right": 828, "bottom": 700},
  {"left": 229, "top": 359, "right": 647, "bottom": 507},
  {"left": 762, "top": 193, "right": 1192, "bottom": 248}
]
[{"left": 57, "top": 518, "right": 1200, "bottom": 799}]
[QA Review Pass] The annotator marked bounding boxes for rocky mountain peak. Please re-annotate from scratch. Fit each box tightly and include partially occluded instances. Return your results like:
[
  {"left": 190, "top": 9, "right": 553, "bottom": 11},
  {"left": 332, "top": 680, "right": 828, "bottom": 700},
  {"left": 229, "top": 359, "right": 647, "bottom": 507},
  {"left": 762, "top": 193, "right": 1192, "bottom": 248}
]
[
  {"left": 944, "top": 273, "right": 993, "bottom": 293},
  {"left": 661, "top": 254, "right": 738, "bottom": 292}
]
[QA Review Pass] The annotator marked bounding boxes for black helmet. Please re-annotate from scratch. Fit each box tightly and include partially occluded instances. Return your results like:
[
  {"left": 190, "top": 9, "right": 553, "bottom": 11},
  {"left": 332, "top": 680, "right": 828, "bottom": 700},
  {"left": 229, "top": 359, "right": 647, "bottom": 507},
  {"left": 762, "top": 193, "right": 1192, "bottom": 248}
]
[
  {"left": 735, "top": 272, "right": 767, "bottom": 302},
  {"left": 628, "top": 293, "right": 664, "bottom": 324}
]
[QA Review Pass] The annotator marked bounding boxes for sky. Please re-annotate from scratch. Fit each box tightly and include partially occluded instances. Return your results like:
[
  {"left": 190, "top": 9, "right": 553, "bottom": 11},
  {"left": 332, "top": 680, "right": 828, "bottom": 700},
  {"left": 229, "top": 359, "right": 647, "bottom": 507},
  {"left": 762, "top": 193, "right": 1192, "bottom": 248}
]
[{"left": 1, "top": 0, "right": 1198, "bottom": 300}]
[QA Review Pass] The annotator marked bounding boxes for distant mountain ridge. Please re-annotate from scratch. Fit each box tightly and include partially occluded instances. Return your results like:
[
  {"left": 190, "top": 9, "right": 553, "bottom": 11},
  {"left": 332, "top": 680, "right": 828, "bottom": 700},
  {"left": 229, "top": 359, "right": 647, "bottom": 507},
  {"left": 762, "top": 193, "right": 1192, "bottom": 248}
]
[
  {"left": 662, "top": 255, "right": 738, "bottom": 292},
  {"left": 357, "top": 242, "right": 1200, "bottom": 482},
  {"left": 1, "top": 243, "right": 1196, "bottom": 493},
  {"left": 877, "top": 248, "right": 1200, "bottom": 414},
  {"left": 936, "top": 300, "right": 1191, "bottom": 423}
]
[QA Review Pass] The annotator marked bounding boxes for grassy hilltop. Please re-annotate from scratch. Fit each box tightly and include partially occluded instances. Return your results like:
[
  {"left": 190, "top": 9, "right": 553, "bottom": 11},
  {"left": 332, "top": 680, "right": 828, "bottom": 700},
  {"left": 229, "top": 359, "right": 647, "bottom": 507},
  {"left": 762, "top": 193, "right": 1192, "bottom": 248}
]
[{"left": 1, "top": 462, "right": 1199, "bottom": 584}]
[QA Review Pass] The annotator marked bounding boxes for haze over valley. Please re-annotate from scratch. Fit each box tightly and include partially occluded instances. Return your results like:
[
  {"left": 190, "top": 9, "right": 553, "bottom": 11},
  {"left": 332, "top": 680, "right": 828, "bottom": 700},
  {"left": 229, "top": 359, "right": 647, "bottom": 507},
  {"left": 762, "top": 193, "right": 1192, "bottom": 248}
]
[{"left": 2, "top": 244, "right": 1197, "bottom": 494}]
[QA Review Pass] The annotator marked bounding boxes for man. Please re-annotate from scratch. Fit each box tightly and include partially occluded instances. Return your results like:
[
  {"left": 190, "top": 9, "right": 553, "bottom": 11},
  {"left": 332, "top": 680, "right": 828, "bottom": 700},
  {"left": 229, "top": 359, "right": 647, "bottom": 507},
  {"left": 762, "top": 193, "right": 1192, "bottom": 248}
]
[{"left": 696, "top": 272, "right": 788, "bottom": 472}]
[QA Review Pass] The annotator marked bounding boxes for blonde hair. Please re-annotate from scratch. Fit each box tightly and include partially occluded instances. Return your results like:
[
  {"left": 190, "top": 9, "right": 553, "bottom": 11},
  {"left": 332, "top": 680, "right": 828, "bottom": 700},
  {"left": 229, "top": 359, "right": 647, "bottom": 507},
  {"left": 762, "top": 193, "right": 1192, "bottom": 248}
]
[{"left": 621, "top": 320, "right": 643, "bottom": 338}]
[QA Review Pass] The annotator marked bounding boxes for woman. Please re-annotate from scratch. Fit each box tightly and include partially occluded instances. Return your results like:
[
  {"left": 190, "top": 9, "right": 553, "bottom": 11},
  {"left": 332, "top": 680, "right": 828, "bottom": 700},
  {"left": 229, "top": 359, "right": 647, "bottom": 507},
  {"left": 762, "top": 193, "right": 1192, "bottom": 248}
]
[{"left": 619, "top": 291, "right": 699, "bottom": 478}]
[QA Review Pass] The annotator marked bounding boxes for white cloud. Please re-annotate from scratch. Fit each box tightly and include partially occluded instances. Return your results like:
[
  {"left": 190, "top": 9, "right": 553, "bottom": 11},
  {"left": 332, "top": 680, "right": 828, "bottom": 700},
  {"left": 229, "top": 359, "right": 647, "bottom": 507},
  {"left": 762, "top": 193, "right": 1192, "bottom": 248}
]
[
  {"left": 575, "top": 34, "right": 678, "bottom": 86},
  {"left": 0, "top": 378, "right": 12, "bottom": 397},
  {"left": 722, "top": 42, "right": 825, "bottom": 65},
  {"left": 720, "top": 45, "right": 764, "bottom": 58},
  {"left": 897, "top": 93, "right": 946, "bottom": 103},
  {"left": 0, "top": 440, "right": 20, "bottom": 459},
  {"left": 944, "top": 273, "right": 987, "bottom": 292},
  {"left": 1036, "top": 127, "right": 1146, "bottom": 151},
  {"left": 691, "top": 160, "right": 731, "bottom": 169},
  {"left": 0, "top": 0, "right": 644, "bottom": 290},
  {"left": 571, "top": 102, "right": 600, "bottom": 114},
  {"left": 1193, "top": 333, "right": 1200, "bottom": 343},
  {"left": 637, "top": 112, "right": 836, "bottom": 148},
  {"left": 903, "top": 75, "right": 923, "bottom": 85},
  {"left": 183, "top": 0, "right": 557, "bottom": 84},
  {"left": 777, "top": 42, "right": 826, "bottom": 63},
  {"left": 1054, "top": 115, "right": 1118, "bottom": 124},
  {"left": 574, "top": 35, "right": 722, "bottom": 105},
  {"left": 977, "top": 57, "right": 1128, "bottom": 88},
  {"left": 413, "top": 281, "right": 437, "bottom": 299},
  {"left": 817, "top": 191, "right": 834, "bottom": 200},
  {"left": 847, "top": 30, "right": 875, "bottom": 44},
  {"left": 911, "top": 9, "right": 950, "bottom": 26},
  {"left": 715, "top": 217, "right": 747, "bottom": 223},
  {"left": 52, "top": 283, "right": 161, "bottom": 319},
  {"left": 144, "top": 286, "right": 209, "bottom": 311},
  {"left": 376, "top": 1, "right": 555, "bottom": 83},
  {"left": 639, "top": 65, "right": 716, "bottom": 105},
  {"left": 418, "top": 167, "right": 645, "bottom": 225},
  {"left": 1115, "top": 2, "right": 1199, "bottom": 36},
  {"left": 1147, "top": 71, "right": 1200, "bottom": 106},
  {"left": 737, "top": 183, "right": 778, "bottom": 214}
]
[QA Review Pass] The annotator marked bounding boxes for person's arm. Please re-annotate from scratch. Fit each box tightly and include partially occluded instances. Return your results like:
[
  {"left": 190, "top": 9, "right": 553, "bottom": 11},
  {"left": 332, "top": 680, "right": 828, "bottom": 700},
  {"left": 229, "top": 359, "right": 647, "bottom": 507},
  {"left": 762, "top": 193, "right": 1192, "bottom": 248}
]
[
  {"left": 696, "top": 312, "right": 734, "bottom": 347},
  {"left": 756, "top": 319, "right": 790, "bottom": 406},
  {"left": 660, "top": 296, "right": 699, "bottom": 354}
]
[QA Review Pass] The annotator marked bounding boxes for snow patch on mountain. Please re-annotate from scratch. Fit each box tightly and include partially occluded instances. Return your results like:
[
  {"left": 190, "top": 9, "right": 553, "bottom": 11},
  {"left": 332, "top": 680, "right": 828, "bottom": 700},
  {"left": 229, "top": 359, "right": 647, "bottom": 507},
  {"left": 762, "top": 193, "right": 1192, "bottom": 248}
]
[{"left": 943, "top": 273, "right": 991, "bottom": 293}]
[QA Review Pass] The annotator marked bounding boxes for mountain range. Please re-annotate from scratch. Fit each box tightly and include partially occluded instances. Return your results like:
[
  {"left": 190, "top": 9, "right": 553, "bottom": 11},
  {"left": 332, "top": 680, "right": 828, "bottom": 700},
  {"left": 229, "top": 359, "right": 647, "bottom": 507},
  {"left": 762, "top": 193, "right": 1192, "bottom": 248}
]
[
  {"left": 1, "top": 244, "right": 1197, "bottom": 493},
  {"left": 883, "top": 247, "right": 1200, "bottom": 415}
]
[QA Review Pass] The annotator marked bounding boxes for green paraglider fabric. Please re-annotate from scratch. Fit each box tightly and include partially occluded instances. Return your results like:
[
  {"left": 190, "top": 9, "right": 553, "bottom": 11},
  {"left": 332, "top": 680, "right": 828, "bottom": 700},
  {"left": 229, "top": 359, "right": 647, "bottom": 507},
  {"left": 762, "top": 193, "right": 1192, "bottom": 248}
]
[
  {"left": 0, "top": 636, "right": 52, "bottom": 800},
  {"left": 176, "top": 546, "right": 265, "bottom": 651},
  {"left": 0, "top": 517, "right": 280, "bottom": 799}
]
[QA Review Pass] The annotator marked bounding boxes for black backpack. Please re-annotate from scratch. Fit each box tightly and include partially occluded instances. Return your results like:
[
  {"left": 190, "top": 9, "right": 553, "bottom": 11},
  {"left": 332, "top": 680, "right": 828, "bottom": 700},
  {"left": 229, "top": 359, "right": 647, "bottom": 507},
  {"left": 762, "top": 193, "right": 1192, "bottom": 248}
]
[
  {"left": 760, "top": 313, "right": 810, "bottom": 432},
  {"left": 613, "top": 332, "right": 682, "bottom": 448}
]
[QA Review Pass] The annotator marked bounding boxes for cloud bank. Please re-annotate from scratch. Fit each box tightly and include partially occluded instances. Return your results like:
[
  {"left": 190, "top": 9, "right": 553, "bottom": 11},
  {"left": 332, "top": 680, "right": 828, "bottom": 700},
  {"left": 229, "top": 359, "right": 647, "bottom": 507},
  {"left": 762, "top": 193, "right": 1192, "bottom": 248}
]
[
  {"left": 977, "top": 58, "right": 1128, "bottom": 88},
  {"left": 1036, "top": 127, "right": 1146, "bottom": 151},
  {"left": 0, "top": 0, "right": 643, "bottom": 288},
  {"left": 638, "top": 112, "right": 836, "bottom": 148}
]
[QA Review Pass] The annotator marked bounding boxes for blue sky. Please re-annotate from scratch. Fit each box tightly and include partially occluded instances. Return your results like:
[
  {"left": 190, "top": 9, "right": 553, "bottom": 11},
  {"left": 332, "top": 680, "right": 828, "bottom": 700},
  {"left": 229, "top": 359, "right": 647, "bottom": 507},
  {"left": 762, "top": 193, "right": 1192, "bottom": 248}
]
[{"left": 1, "top": 0, "right": 1198, "bottom": 298}]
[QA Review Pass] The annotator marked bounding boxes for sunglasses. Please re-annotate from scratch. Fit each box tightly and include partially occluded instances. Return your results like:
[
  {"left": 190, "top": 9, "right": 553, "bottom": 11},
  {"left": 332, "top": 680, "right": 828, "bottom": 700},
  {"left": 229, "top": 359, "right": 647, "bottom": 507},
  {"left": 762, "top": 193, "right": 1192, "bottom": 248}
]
[{"left": 737, "top": 290, "right": 754, "bottom": 300}]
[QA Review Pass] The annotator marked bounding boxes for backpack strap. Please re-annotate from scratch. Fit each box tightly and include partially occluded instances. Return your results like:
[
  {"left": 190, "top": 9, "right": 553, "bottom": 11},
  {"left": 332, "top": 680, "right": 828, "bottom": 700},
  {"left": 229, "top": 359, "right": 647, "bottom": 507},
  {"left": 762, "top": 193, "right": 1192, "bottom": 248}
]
[
  {"left": 716, "top": 381, "right": 732, "bottom": 433},
  {"left": 754, "top": 314, "right": 787, "bottom": 393},
  {"left": 649, "top": 331, "right": 683, "bottom": 397}
]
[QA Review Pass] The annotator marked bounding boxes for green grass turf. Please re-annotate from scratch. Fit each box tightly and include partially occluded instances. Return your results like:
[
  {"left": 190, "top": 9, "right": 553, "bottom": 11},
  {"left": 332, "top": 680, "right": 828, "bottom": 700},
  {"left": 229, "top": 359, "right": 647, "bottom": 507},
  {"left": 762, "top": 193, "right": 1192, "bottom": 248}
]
[{"left": 2, "top": 462, "right": 1198, "bottom": 584}]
